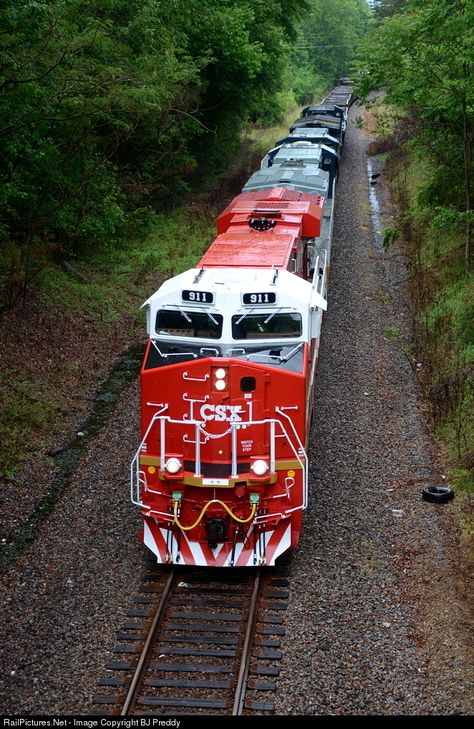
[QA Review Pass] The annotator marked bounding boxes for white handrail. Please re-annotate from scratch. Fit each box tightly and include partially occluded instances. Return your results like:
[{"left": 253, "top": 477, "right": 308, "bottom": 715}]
[
  {"left": 131, "top": 411, "right": 308, "bottom": 515},
  {"left": 275, "top": 406, "right": 308, "bottom": 509},
  {"left": 130, "top": 405, "right": 168, "bottom": 506}
]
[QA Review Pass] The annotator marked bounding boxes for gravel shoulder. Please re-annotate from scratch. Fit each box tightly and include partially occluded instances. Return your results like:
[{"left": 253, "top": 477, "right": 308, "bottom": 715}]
[
  {"left": 0, "top": 104, "right": 472, "bottom": 716},
  {"left": 275, "top": 106, "right": 473, "bottom": 715}
]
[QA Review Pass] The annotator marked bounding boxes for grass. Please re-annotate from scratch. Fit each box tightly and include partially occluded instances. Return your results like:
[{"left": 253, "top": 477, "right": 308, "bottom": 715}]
[
  {"left": 383, "top": 325, "right": 401, "bottom": 339},
  {"left": 243, "top": 104, "right": 302, "bottom": 157},
  {"left": 383, "top": 130, "right": 474, "bottom": 502},
  {"left": 0, "top": 201, "right": 220, "bottom": 481},
  {"left": 0, "top": 368, "right": 65, "bottom": 478},
  {"left": 361, "top": 94, "right": 398, "bottom": 135}
]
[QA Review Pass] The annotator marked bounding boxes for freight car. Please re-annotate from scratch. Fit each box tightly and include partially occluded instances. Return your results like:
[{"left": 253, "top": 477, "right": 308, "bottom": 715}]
[{"left": 130, "top": 84, "right": 354, "bottom": 567}]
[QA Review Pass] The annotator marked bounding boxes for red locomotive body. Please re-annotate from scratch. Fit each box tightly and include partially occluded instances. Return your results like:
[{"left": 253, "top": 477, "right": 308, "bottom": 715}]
[{"left": 131, "top": 186, "right": 332, "bottom": 566}]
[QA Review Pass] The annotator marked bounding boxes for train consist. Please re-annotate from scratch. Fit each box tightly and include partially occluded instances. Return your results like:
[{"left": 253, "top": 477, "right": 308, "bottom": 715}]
[{"left": 131, "top": 82, "right": 354, "bottom": 567}]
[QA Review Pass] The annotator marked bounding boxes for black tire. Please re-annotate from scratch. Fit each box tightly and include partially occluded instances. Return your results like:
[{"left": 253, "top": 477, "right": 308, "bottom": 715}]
[{"left": 422, "top": 485, "right": 454, "bottom": 504}]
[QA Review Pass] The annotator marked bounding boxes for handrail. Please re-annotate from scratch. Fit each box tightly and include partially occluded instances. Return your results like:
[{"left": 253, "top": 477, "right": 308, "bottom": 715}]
[
  {"left": 131, "top": 412, "right": 307, "bottom": 514},
  {"left": 130, "top": 404, "right": 168, "bottom": 506},
  {"left": 275, "top": 406, "right": 308, "bottom": 509}
]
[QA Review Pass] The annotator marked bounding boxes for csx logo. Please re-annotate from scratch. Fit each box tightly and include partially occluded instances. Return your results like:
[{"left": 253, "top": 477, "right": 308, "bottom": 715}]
[{"left": 200, "top": 404, "right": 245, "bottom": 422}]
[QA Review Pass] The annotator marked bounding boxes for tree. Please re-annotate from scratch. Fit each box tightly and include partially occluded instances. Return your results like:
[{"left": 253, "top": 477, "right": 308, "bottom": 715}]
[
  {"left": 290, "top": 0, "right": 371, "bottom": 104},
  {"left": 0, "top": 0, "right": 204, "bottom": 307},
  {"left": 0, "top": 0, "right": 309, "bottom": 307},
  {"left": 354, "top": 0, "right": 474, "bottom": 270},
  {"left": 372, "top": 0, "right": 407, "bottom": 18}
]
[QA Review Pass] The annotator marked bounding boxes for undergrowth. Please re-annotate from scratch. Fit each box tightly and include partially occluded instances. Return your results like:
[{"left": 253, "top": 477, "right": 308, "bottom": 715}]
[
  {"left": 382, "top": 133, "right": 474, "bottom": 499},
  {"left": 0, "top": 368, "right": 65, "bottom": 479},
  {"left": 0, "top": 111, "right": 289, "bottom": 479}
]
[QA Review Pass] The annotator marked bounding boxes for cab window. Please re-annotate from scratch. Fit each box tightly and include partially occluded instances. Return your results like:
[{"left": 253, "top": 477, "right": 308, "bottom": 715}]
[
  {"left": 156, "top": 310, "right": 223, "bottom": 339},
  {"left": 232, "top": 313, "right": 302, "bottom": 339}
]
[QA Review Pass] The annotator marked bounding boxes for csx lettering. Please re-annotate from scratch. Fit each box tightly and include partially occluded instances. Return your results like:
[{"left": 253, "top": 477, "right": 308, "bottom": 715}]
[{"left": 200, "top": 404, "right": 244, "bottom": 421}]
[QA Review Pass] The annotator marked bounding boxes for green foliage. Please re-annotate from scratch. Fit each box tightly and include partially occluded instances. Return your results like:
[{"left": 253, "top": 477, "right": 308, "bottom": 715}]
[
  {"left": 450, "top": 468, "right": 474, "bottom": 496},
  {"left": 0, "top": 0, "right": 313, "bottom": 307},
  {"left": 428, "top": 280, "right": 474, "bottom": 353},
  {"left": 0, "top": 368, "right": 64, "bottom": 479},
  {"left": 372, "top": 0, "right": 408, "bottom": 19},
  {"left": 290, "top": 0, "right": 370, "bottom": 104},
  {"left": 382, "top": 227, "right": 400, "bottom": 250},
  {"left": 353, "top": 0, "right": 474, "bottom": 272},
  {"left": 126, "top": 207, "right": 216, "bottom": 281}
]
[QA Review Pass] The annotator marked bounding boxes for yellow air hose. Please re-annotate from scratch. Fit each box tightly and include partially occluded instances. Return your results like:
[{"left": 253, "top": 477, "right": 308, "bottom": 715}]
[{"left": 173, "top": 498, "right": 257, "bottom": 531}]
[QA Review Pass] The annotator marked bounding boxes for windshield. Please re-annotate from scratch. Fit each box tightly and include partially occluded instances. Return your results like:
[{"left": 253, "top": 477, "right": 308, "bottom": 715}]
[
  {"left": 144, "top": 340, "right": 304, "bottom": 373},
  {"left": 156, "top": 309, "right": 223, "bottom": 339},
  {"left": 144, "top": 340, "right": 222, "bottom": 370},
  {"left": 226, "top": 342, "right": 304, "bottom": 373},
  {"left": 232, "top": 313, "right": 302, "bottom": 340}
]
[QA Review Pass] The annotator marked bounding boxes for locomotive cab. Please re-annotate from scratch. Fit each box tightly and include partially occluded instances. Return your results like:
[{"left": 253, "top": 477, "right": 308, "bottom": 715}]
[{"left": 131, "top": 265, "right": 327, "bottom": 567}]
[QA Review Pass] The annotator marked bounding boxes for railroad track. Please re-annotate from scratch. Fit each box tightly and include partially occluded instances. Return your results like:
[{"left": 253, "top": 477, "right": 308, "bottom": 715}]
[{"left": 93, "top": 566, "right": 289, "bottom": 715}]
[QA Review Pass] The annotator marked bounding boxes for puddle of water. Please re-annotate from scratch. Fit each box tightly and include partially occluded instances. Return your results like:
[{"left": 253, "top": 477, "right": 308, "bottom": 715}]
[
  {"left": 367, "top": 159, "right": 383, "bottom": 249},
  {"left": 0, "top": 341, "right": 145, "bottom": 574}
]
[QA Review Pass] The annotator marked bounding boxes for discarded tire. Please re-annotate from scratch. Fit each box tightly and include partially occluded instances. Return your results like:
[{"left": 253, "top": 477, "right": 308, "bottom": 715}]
[{"left": 422, "top": 485, "right": 454, "bottom": 503}]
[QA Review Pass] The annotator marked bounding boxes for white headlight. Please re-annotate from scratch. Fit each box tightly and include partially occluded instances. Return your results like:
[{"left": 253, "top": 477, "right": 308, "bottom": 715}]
[
  {"left": 165, "top": 457, "right": 182, "bottom": 474},
  {"left": 215, "top": 368, "right": 227, "bottom": 379},
  {"left": 215, "top": 379, "right": 226, "bottom": 391},
  {"left": 251, "top": 459, "right": 268, "bottom": 476}
]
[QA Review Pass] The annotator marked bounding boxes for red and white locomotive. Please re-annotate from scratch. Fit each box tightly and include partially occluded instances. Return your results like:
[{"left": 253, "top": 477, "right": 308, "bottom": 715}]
[{"left": 130, "top": 86, "right": 352, "bottom": 566}]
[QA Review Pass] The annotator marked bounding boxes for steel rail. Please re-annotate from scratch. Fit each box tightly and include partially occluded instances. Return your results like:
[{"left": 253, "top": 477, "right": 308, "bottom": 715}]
[
  {"left": 120, "top": 569, "right": 175, "bottom": 716},
  {"left": 232, "top": 570, "right": 262, "bottom": 715}
]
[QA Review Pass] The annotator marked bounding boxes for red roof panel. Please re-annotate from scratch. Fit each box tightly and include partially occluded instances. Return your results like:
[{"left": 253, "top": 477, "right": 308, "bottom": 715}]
[
  {"left": 217, "top": 187, "right": 324, "bottom": 237},
  {"left": 198, "top": 231, "right": 296, "bottom": 269}
]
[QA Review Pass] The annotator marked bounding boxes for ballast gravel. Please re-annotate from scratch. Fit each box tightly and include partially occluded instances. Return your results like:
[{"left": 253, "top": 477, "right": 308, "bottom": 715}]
[
  {"left": 275, "top": 106, "right": 473, "bottom": 715},
  {"left": 0, "top": 104, "right": 472, "bottom": 716}
]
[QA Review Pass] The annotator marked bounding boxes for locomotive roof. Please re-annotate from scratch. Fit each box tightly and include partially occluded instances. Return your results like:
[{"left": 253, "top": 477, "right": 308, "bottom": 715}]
[
  {"left": 271, "top": 143, "right": 338, "bottom": 166},
  {"left": 302, "top": 104, "right": 345, "bottom": 118},
  {"left": 199, "top": 231, "right": 295, "bottom": 269},
  {"left": 290, "top": 117, "right": 342, "bottom": 133},
  {"left": 143, "top": 266, "right": 323, "bottom": 315},
  {"left": 243, "top": 165, "right": 329, "bottom": 197},
  {"left": 274, "top": 129, "right": 340, "bottom": 151},
  {"left": 216, "top": 189, "right": 324, "bottom": 237},
  {"left": 220, "top": 187, "right": 323, "bottom": 204}
]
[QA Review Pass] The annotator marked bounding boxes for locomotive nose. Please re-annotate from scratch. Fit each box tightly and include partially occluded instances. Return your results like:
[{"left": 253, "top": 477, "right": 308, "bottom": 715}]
[{"left": 205, "top": 518, "right": 228, "bottom": 549}]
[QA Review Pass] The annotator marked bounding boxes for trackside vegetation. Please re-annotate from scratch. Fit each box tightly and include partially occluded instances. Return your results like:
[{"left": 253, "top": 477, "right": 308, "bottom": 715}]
[
  {"left": 355, "top": 0, "right": 474, "bottom": 498},
  {"left": 0, "top": 0, "right": 370, "bottom": 479}
]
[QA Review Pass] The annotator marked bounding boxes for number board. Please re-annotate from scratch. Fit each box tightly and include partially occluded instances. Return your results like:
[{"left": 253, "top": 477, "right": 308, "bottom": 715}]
[
  {"left": 242, "top": 292, "right": 277, "bottom": 305},
  {"left": 182, "top": 289, "right": 214, "bottom": 304}
]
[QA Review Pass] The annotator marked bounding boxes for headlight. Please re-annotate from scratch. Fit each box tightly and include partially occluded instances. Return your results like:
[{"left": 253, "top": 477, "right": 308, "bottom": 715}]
[
  {"left": 212, "top": 366, "right": 229, "bottom": 392},
  {"left": 251, "top": 459, "right": 269, "bottom": 477},
  {"left": 165, "top": 457, "right": 182, "bottom": 474}
]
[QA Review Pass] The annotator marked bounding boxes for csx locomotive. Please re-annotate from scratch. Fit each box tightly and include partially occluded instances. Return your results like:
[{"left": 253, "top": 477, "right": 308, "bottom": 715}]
[{"left": 130, "top": 83, "right": 353, "bottom": 566}]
